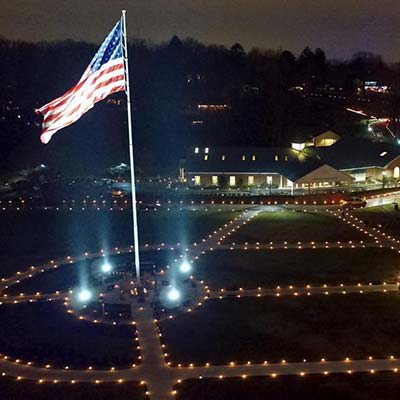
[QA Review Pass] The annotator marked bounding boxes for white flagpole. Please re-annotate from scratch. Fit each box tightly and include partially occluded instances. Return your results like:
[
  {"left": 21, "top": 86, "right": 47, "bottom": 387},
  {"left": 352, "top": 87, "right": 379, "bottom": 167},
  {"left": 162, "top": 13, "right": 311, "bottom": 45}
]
[{"left": 122, "top": 10, "right": 141, "bottom": 283}]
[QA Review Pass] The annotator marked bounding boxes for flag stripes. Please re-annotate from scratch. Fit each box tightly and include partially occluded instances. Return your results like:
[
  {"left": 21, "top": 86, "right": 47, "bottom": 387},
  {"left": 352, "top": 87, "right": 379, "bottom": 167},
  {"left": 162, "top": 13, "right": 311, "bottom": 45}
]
[{"left": 36, "top": 20, "right": 125, "bottom": 144}]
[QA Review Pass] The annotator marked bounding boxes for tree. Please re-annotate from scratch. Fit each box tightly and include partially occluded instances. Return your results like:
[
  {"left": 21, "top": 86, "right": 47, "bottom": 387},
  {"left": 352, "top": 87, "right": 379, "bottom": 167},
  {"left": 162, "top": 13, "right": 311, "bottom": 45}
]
[{"left": 350, "top": 51, "right": 384, "bottom": 81}]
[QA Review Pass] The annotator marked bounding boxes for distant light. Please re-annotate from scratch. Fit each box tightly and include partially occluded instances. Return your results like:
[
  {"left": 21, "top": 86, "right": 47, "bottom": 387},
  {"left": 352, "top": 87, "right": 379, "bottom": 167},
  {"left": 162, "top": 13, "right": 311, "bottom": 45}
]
[
  {"left": 180, "top": 262, "right": 191, "bottom": 274},
  {"left": 291, "top": 142, "right": 305, "bottom": 151},
  {"left": 101, "top": 263, "right": 112, "bottom": 273},
  {"left": 167, "top": 287, "right": 180, "bottom": 302},
  {"left": 78, "top": 289, "right": 92, "bottom": 302}
]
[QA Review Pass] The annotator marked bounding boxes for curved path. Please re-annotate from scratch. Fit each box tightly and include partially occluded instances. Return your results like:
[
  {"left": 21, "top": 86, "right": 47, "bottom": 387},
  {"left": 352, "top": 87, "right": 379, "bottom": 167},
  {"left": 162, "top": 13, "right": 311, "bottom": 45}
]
[{"left": 1, "top": 205, "right": 400, "bottom": 399}]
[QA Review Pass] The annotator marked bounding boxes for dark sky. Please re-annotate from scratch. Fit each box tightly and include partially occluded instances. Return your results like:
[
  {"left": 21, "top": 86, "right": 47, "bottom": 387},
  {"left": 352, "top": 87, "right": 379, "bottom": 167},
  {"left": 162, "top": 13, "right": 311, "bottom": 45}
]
[{"left": 0, "top": 0, "right": 399, "bottom": 61}]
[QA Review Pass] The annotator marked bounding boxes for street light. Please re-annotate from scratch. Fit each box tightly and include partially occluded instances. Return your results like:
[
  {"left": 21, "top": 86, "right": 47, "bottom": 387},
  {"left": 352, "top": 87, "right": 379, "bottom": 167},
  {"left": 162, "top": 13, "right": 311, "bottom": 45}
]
[
  {"left": 167, "top": 287, "right": 181, "bottom": 302},
  {"left": 101, "top": 263, "right": 112, "bottom": 273},
  {"left": 179, "top": 261, "right": 191, "bottom": 274},
  {"left": 77, "top": 289, "right": 92, "bottom": 303}
]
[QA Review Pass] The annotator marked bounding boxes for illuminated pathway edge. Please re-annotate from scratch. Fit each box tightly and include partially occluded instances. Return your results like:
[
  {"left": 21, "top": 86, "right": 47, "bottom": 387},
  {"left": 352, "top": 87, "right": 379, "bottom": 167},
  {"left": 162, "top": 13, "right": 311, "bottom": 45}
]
[{"left": 1, "top": 204, "right": 400, "bottom": 399}]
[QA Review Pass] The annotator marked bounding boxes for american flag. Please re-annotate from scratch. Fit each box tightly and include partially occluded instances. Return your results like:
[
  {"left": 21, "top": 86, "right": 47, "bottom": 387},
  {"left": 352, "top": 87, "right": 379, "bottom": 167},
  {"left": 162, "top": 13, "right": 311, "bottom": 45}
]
[{"left": 36, "top": 19, "right": 126, "bottom": 144}]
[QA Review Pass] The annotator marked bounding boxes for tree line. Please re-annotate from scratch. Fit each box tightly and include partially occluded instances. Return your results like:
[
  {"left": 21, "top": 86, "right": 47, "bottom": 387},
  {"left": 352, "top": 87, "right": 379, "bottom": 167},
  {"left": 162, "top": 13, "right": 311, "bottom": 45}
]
[{"left": 0, "top": 35, "right": 399, "bottom": 176}]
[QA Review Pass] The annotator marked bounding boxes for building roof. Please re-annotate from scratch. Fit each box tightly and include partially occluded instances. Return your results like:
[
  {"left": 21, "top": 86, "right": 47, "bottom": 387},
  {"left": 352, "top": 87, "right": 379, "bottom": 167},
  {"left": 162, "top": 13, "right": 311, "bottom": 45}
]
[
  {"left": 295, "top": 164, "right": 354, "bottom": 184},
  {"left": 290, "top": 130, "right": 341, "bottom": 144},
  {"left": 314, "top": 130, "right": 341, "bottom": 141},
  {"left": 308, "top": 137, "right": 400, "bottom": 170},
  {"left": 186, "top": 147, "right": 327, "bottom": 182},
  {"left": 186, "top": 137, "right": 400, "bottom": 182}
]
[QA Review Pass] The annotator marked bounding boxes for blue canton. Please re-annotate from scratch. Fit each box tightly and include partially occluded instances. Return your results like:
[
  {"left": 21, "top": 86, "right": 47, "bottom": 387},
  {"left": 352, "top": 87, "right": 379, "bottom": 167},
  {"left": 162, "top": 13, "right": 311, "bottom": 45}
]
[{"left": 89, "top": 19, "right": 123, "bottom": 73}]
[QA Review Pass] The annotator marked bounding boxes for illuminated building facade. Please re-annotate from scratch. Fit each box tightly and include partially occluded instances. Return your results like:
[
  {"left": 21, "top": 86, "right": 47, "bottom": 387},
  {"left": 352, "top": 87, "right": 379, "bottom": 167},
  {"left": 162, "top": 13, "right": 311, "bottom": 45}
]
[{"left": 183, "top": 136, "right": 400, "bottom": 189}]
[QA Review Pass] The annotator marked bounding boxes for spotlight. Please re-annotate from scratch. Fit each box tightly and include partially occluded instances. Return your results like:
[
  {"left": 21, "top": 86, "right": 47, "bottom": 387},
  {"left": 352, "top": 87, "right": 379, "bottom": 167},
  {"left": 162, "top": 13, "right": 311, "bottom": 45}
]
[
  {"left": 101, "top": 263, "right": 112, "bottom": 273},
  {"left": 179, "top": 261, "right": 191, "bottom": 274},
  {"left": 167, "top": 287, "right": 180, "bottom": 302},
  {"left": 78, "top": 289, "right": 92, "bottom": 302}
]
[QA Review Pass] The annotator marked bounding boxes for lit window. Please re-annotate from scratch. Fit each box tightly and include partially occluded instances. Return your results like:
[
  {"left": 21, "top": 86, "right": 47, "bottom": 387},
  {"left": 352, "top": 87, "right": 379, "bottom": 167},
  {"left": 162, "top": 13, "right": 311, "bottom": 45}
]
[
  {"left": 194, "top": 176, "right": 201, "bottom": 185},
  {"left": 242, "top": 155, "right": 246, "bottom": 161},
  {"left": 380, "top": 151, "right": 387, "bottom": 157},
  {"left": 229, "top": 176, "right": 236, "bottom": 186},
  {"left": 252, "top": 155, "right": 256, "bottom": 161},
  {"left": 292, "top": 142, "right": 305, "bottom": 151},
  {"left": 248, "top": 176, "right": 254, "bottom": 185},
  {"left": 221, "top": 155, "right": 226, "bottom": 160},
  {"left": 212, "top": 176, "right": 218, "bottom": 185},
  {"left": 285, "top": 155, "right": 288, "bottom": 161},
  {"left": 204, "top": 155, "right": 208, "bottom": 160},
  {"left": 205, "top": 147, "right": 209, "bottom": 154},
  {"left": 266, "top": 176, "right": 273, "bottom": 185},
  {"left": 274, "top": 155, "right": 278, "bottom": 161},
  {"left": 195, "top": 147, "right": 199, "bottom": 153}
]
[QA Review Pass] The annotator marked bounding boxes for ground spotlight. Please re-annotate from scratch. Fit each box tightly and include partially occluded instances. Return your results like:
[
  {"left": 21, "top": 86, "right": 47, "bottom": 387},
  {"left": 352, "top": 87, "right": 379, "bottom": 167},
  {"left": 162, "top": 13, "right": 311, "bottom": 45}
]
[
  {"left": 101, "top": 263, "right": 112, "bottom": 273},
  {"left": 77, "top": 289, "right": 92, "bottom": 303},
  {"left": 167, "top": 287, "right": 181, "bottom": 302},
  {"left": 179, "top": 261, "right": 191, "bottom": 274}
]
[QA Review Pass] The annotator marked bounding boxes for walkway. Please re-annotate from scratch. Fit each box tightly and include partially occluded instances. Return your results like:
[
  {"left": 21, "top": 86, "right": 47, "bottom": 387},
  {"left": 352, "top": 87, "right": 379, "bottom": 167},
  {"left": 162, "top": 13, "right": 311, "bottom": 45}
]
[{"left": 1, "top": 204, "right": 400, "bottom": 399}]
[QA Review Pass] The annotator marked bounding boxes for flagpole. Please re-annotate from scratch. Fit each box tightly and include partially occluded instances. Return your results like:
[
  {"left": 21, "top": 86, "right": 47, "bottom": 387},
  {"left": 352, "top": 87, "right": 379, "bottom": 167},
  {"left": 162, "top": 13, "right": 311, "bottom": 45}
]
[{"left": 122, "top": 10, "right": 141, "bottom": 283}]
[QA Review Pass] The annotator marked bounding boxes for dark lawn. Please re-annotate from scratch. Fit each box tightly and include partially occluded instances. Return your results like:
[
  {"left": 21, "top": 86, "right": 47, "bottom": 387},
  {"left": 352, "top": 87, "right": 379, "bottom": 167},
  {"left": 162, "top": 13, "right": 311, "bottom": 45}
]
[
  {"left": 0, "top": 302, "right": 138, "bottom": 368},
  {"left": 161, "top": 293, "right": 400, "bottom": 365},
  {"left": 194, "top": 248, "right": 400, "bottom": 289},
  {"left": 0, "top": 378, "right": 146, "bottom": 400},
  {"left": 354, "top": 204, "right": 400, "bottom": 238},
  {"left": 0, "top": 208, "right": 241, "bottom": 278},
  {"left": 176, "top": 373, "right": 400, "bottom": 400},
  {"left": 229, "top": 210, "right": 366, "bottom": 243}
]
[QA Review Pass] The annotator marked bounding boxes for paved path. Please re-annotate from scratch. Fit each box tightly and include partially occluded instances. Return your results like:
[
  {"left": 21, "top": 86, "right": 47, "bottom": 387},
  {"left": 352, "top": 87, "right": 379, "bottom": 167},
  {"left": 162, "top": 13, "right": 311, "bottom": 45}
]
[
  {"left": 365, "top": 191, "right": 400, "bottom": 208},
  {"left": 1, "top": 204, "right": 400, "bottom": 399},
  {"left": 211, "top": 241, "right": 380, "bottom": 251},
  {"left": 134, "top": 306, "right": 176, "bottom": 399},
  {"left": 0, "top": 291, "right": 68, "bottom": 304},
  {"left": 208, "top": 283, "right": 399, "bottom": 299},
  {"left": 183, "top": 207, "right": 262, "bottom": 263},
  {"left": 3, "top": 282, "right": 398, "bottom": 305},
  {"left": 176, "top": 357, "right": 400, "bottom": 381},
  {"left": 0, "top": 243, "right": 182, "bottom": 293},
  {"left": 328, "top": 209, "right": 400, "bottom": 251}
]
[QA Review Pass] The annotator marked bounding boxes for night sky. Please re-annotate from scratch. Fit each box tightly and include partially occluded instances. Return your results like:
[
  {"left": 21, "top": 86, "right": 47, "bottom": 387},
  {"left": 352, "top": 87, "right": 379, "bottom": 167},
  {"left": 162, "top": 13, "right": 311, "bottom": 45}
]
[{"left": 0, "top": 0, "right": 399, "bottom": 61}]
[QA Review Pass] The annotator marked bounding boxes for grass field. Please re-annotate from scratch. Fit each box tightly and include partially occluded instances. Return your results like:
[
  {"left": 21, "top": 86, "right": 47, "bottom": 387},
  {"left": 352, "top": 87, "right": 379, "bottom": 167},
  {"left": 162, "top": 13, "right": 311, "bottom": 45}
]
[
  {"left": 228, "top": 210, "right": 366, "bottom": 243},
  {"left": 354, "top": 205, "right": 400, "bottom": 238},
  {"left": 0, "top": 302, "right": 138, "bottom": 368},
  {"left": 193, "top": 248, "right": 400, "bottom": 289},
  {"left": 0, "top": 207, "right": 242, "bottom": 278},
  {"left": 176, "top": 372, "right": 400, "bottom": 400},
  {"left": 0, "top": 378, "right": 146, "bottom": 400},
  {"left": 161, "top": 293, "right": 400, "bottom": 365}
]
